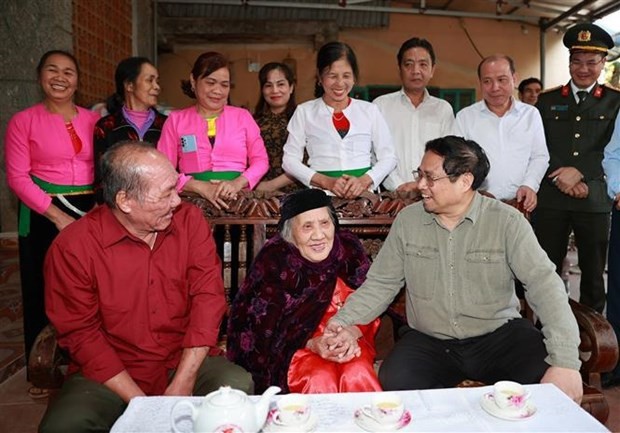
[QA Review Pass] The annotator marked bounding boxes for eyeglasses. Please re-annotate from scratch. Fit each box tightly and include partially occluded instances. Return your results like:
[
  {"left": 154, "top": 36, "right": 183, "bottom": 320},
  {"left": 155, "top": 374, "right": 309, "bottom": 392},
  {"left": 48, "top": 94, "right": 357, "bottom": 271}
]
[
  {"left": 412, "top": 169, "right": 451, "bottom": 187},
  {"left": 569, "top": 58, "right": 605, "bottom": 69}
]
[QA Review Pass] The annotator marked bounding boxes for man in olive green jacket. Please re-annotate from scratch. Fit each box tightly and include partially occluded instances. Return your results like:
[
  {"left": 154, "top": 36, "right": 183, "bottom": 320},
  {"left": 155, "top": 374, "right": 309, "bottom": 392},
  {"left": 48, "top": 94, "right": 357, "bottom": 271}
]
[{"left": 325, "top": 135, "right": 582, "bottom": 403}]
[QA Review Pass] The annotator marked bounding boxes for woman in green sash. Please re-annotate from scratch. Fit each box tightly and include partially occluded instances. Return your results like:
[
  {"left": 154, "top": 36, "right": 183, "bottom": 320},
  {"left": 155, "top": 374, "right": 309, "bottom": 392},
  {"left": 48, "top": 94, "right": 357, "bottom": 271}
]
[
  {"left": 157, "top": 51, "right": 268, "bottom": 208},
  {"left": 5, "top": 50, "right": 98, "bottom": 398},
  {"left": 282, "top": 42, "right": 397, "bottom": 198}
]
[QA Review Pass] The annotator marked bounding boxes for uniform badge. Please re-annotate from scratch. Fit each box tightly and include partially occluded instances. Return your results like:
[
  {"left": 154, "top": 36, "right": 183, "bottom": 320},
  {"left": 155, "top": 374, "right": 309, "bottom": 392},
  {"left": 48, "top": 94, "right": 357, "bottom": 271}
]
[
  {"left": 593, "top": 85, "right": 603, "bottom": 98},
  {"left": 551, "top": 105, "right": 569, "bottom": 112},
  {"left": 577, "top": 30, "right": 591, "bottom": 42}
]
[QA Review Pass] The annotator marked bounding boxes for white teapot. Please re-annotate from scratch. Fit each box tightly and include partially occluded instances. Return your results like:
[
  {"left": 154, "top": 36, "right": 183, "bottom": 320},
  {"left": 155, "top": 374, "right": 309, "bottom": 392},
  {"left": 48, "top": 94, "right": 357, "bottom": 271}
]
[{"left": 170, "top": 385, "right": 281, "bottom": 433}]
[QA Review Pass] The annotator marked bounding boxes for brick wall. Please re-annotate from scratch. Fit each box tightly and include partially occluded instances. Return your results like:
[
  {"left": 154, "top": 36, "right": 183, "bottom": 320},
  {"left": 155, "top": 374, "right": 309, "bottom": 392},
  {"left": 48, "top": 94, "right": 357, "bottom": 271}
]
[{"left": 72, "top": 0, "right": 132, "bottom": 107}]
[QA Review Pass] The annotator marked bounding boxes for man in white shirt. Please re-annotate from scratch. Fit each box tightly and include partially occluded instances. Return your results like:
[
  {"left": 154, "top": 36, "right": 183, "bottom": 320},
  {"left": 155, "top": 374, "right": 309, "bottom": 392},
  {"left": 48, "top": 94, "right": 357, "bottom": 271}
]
[
  {"left": 454, "top": 55, "right": 549, "bottom": 212},
  {"left": 374, "top": 37, "right": 454, "bottom": 192}
]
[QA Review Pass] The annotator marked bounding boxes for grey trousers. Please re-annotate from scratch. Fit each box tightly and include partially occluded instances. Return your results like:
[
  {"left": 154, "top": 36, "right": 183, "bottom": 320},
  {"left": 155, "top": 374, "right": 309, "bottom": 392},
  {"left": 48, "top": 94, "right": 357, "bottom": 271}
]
[{"left": 38, "top": 356, "right": 253, "bottom": 433}]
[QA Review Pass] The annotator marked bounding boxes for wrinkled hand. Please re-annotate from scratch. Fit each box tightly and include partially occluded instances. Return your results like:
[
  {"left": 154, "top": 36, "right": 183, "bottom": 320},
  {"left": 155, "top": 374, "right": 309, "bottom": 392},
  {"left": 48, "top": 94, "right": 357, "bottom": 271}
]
[
  {"left": 516, "top": 185, "right": 537, "bottom": 212},
  {"left": 307, "top": 335, "right": 359, "bottom": 363},
  {"left": 325, "top": 319, "right": 345, "bottom": 337},
  {"left": 322, "top": 321, "right": 362, "bottom": 361},
  {"left": 540, "top": 366, "right": 583, "bottom": 404},
  {"left": 549, "top": 167, "right": 584, "bottom": 192}
]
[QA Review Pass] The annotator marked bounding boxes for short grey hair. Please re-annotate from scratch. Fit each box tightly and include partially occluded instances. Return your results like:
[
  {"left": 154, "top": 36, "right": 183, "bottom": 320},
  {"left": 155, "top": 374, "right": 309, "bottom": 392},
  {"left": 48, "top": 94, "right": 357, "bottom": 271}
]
[{"left": 100, "top": 141, "right": 157, "bottom": 208}]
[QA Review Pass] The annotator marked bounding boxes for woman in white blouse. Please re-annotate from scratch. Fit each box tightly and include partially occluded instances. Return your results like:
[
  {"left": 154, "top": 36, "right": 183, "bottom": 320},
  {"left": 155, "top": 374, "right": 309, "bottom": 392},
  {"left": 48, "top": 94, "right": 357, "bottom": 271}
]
[{"left": 283, "top": 42, "right": 397, "bottom": 198}]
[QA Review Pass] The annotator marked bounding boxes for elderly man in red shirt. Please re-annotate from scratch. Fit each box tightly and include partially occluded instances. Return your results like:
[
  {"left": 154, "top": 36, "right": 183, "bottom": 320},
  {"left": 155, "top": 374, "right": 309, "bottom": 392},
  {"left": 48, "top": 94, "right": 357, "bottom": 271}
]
[{"left": 38, "top": 141, "right": 252, "bottom": 433}]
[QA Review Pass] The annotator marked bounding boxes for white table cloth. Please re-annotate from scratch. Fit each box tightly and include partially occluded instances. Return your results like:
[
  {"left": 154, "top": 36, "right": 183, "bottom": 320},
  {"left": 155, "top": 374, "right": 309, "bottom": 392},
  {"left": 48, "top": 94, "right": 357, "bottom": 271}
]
[{"left": 111, "top": 383, "right": 608, "bottom": 432}]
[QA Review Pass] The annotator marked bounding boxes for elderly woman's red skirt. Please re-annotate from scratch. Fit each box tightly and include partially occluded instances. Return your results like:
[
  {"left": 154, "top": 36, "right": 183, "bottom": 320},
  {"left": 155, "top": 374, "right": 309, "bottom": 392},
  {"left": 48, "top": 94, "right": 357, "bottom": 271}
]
[{"left": 287, "top": 278, "right": 382, "bottom": 393}]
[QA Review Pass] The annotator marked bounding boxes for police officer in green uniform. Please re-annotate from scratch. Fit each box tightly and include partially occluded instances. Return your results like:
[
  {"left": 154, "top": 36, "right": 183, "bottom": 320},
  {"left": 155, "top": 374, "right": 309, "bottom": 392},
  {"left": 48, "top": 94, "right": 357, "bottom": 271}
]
[{"left": 535, "top": 23, "right": 620, "bottom": 313}]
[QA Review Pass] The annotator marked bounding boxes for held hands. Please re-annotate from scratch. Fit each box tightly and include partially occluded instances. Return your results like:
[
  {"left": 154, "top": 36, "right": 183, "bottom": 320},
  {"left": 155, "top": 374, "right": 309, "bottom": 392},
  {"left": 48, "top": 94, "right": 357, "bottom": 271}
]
[
  {"left": 188, "top": 177, "right": 248, "bottom": 210},
  {"left": 214, "top": 176, "right": 247, "bottom": 201},
  {"left": 566, "top": 182, "right": 589, "bottom": 199},
  {"left": 549, "top": 167, "right": 585, "bottom": 196},
  {"left": 313, "top": 319, "right": 362, "bottom": 363},
  {"left": 324, "top": 175, "right": 373, "bottom": 199},
  {"left": 540, "top": 366, "right": 583, "bottom": 404},
  {"left": 190, "top": 180, "right": 229, "bottom": 210},
  {"left": 306, "top": 335, "right": 358, "bottom": 363}
]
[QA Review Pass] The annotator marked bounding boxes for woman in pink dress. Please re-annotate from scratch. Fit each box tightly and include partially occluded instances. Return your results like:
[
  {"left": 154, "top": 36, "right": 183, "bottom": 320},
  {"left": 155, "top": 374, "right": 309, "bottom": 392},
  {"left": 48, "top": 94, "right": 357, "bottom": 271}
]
[
  {"left": 5, "top": 50, "right": 99, "bottom": 397},
  {"left": 157, "top": 51, "right": 268, "bottom": 208}
]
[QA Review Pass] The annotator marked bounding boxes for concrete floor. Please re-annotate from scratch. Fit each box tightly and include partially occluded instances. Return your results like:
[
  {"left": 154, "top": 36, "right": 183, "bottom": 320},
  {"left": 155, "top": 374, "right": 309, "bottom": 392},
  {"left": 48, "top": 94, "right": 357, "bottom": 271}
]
[{"left": 0, "top": 369, "right": 47, "bottom": 433}]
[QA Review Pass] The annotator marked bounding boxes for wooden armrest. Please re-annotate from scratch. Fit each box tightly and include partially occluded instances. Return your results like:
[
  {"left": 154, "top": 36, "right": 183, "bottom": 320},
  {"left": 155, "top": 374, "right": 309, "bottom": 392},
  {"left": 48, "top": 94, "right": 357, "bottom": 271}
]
[
  {"left": 569, "top": 299, "right": 619, "bottom": 377},
  {"left": 28, "top": 324, "right": 68, "bottom": 389}
]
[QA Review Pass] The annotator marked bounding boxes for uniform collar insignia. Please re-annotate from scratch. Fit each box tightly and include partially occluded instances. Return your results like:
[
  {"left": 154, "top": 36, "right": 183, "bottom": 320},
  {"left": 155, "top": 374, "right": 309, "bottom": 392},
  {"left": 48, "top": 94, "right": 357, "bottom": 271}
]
[
  {"left": 593, "top": 84, "right": 604, "bottom": 98},
  {"left": 561, "top": 85, "right": 570, "bottom": 97}
]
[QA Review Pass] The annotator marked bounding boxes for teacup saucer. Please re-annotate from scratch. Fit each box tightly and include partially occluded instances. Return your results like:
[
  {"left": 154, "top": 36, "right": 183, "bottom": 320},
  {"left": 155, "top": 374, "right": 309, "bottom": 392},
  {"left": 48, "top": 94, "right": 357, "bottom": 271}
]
[
  {"left": 263, "top": 408, "right": 318, "bottom": 432},
  {"left": 353, "top": 408, "right": 412, "bottom": 432},
  {"left": 480, "top": 392, "right": 537, "bottom": 421}
]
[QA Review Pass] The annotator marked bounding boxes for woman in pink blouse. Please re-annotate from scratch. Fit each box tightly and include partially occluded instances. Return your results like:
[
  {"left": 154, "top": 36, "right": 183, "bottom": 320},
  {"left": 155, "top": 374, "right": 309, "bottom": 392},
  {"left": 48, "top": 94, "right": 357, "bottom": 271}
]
[
  {"left": 4, "top": 50, "right": 99, "bottom": 397},
  {"left": 157, "top": 52, "right": 268, "bottom": 209}
]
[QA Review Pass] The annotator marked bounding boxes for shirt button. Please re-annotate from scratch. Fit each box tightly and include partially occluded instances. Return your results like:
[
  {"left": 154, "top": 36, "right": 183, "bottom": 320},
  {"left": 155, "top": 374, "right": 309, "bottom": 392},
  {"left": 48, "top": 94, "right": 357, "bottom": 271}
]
[
  {"left": 576, "top": 116, "right": 581, "bottom": 121},
  {"left": 574, "top": 133, "right": 580, "bottom": 138},
  {"left": 573, "top": 151, "right": 579, "bottom": 156}
]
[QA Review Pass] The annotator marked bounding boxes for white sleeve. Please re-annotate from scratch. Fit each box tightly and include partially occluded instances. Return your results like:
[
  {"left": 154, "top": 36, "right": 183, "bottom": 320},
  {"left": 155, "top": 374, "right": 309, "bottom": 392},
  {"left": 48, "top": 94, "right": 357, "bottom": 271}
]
[
  {"left": 366, "top": 104, "right": 398, "bottom": 188},
  {"left": 282, "top": 106, "right": 316, "bottom": 187}
]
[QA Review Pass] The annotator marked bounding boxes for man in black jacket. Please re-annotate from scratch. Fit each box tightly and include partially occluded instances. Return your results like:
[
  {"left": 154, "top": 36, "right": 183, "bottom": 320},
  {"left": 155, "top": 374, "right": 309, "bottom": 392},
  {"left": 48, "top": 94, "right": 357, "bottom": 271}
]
[{"left": 535, "top": 23, "right": 620, "bottom": 313}]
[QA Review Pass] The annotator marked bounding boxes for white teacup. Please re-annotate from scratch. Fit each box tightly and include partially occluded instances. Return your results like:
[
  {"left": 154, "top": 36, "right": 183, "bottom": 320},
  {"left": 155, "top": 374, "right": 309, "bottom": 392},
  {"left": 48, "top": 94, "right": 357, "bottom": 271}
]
[
  {"left": 492, "top": 381, "right": 531, "bottom": 410},
  {"left": 362, "top": 392, "right": 405, "bottom": 424},
  {"left": 273, "top": 394, "right": 311, "bottom": 426}
]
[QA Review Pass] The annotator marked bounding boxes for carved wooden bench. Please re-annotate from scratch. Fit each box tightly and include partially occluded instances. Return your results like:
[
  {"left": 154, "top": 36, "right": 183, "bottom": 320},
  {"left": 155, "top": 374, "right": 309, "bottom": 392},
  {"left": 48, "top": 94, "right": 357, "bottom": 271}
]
[{"left": 29, "top": 191, "right": 618, "bottom": 424}]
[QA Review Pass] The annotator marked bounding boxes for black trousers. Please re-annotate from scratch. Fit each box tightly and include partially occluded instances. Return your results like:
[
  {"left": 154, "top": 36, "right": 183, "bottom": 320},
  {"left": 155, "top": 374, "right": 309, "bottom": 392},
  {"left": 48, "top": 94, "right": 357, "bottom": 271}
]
[
  {"left": 533, "top": 208, "right": 609, "bottom": 312},
  {"left": 378, "top": 318, "right": 549, "bottom": 390},
  {"left": 19, "top": 194, "right": 94, "bottom": 377}
]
